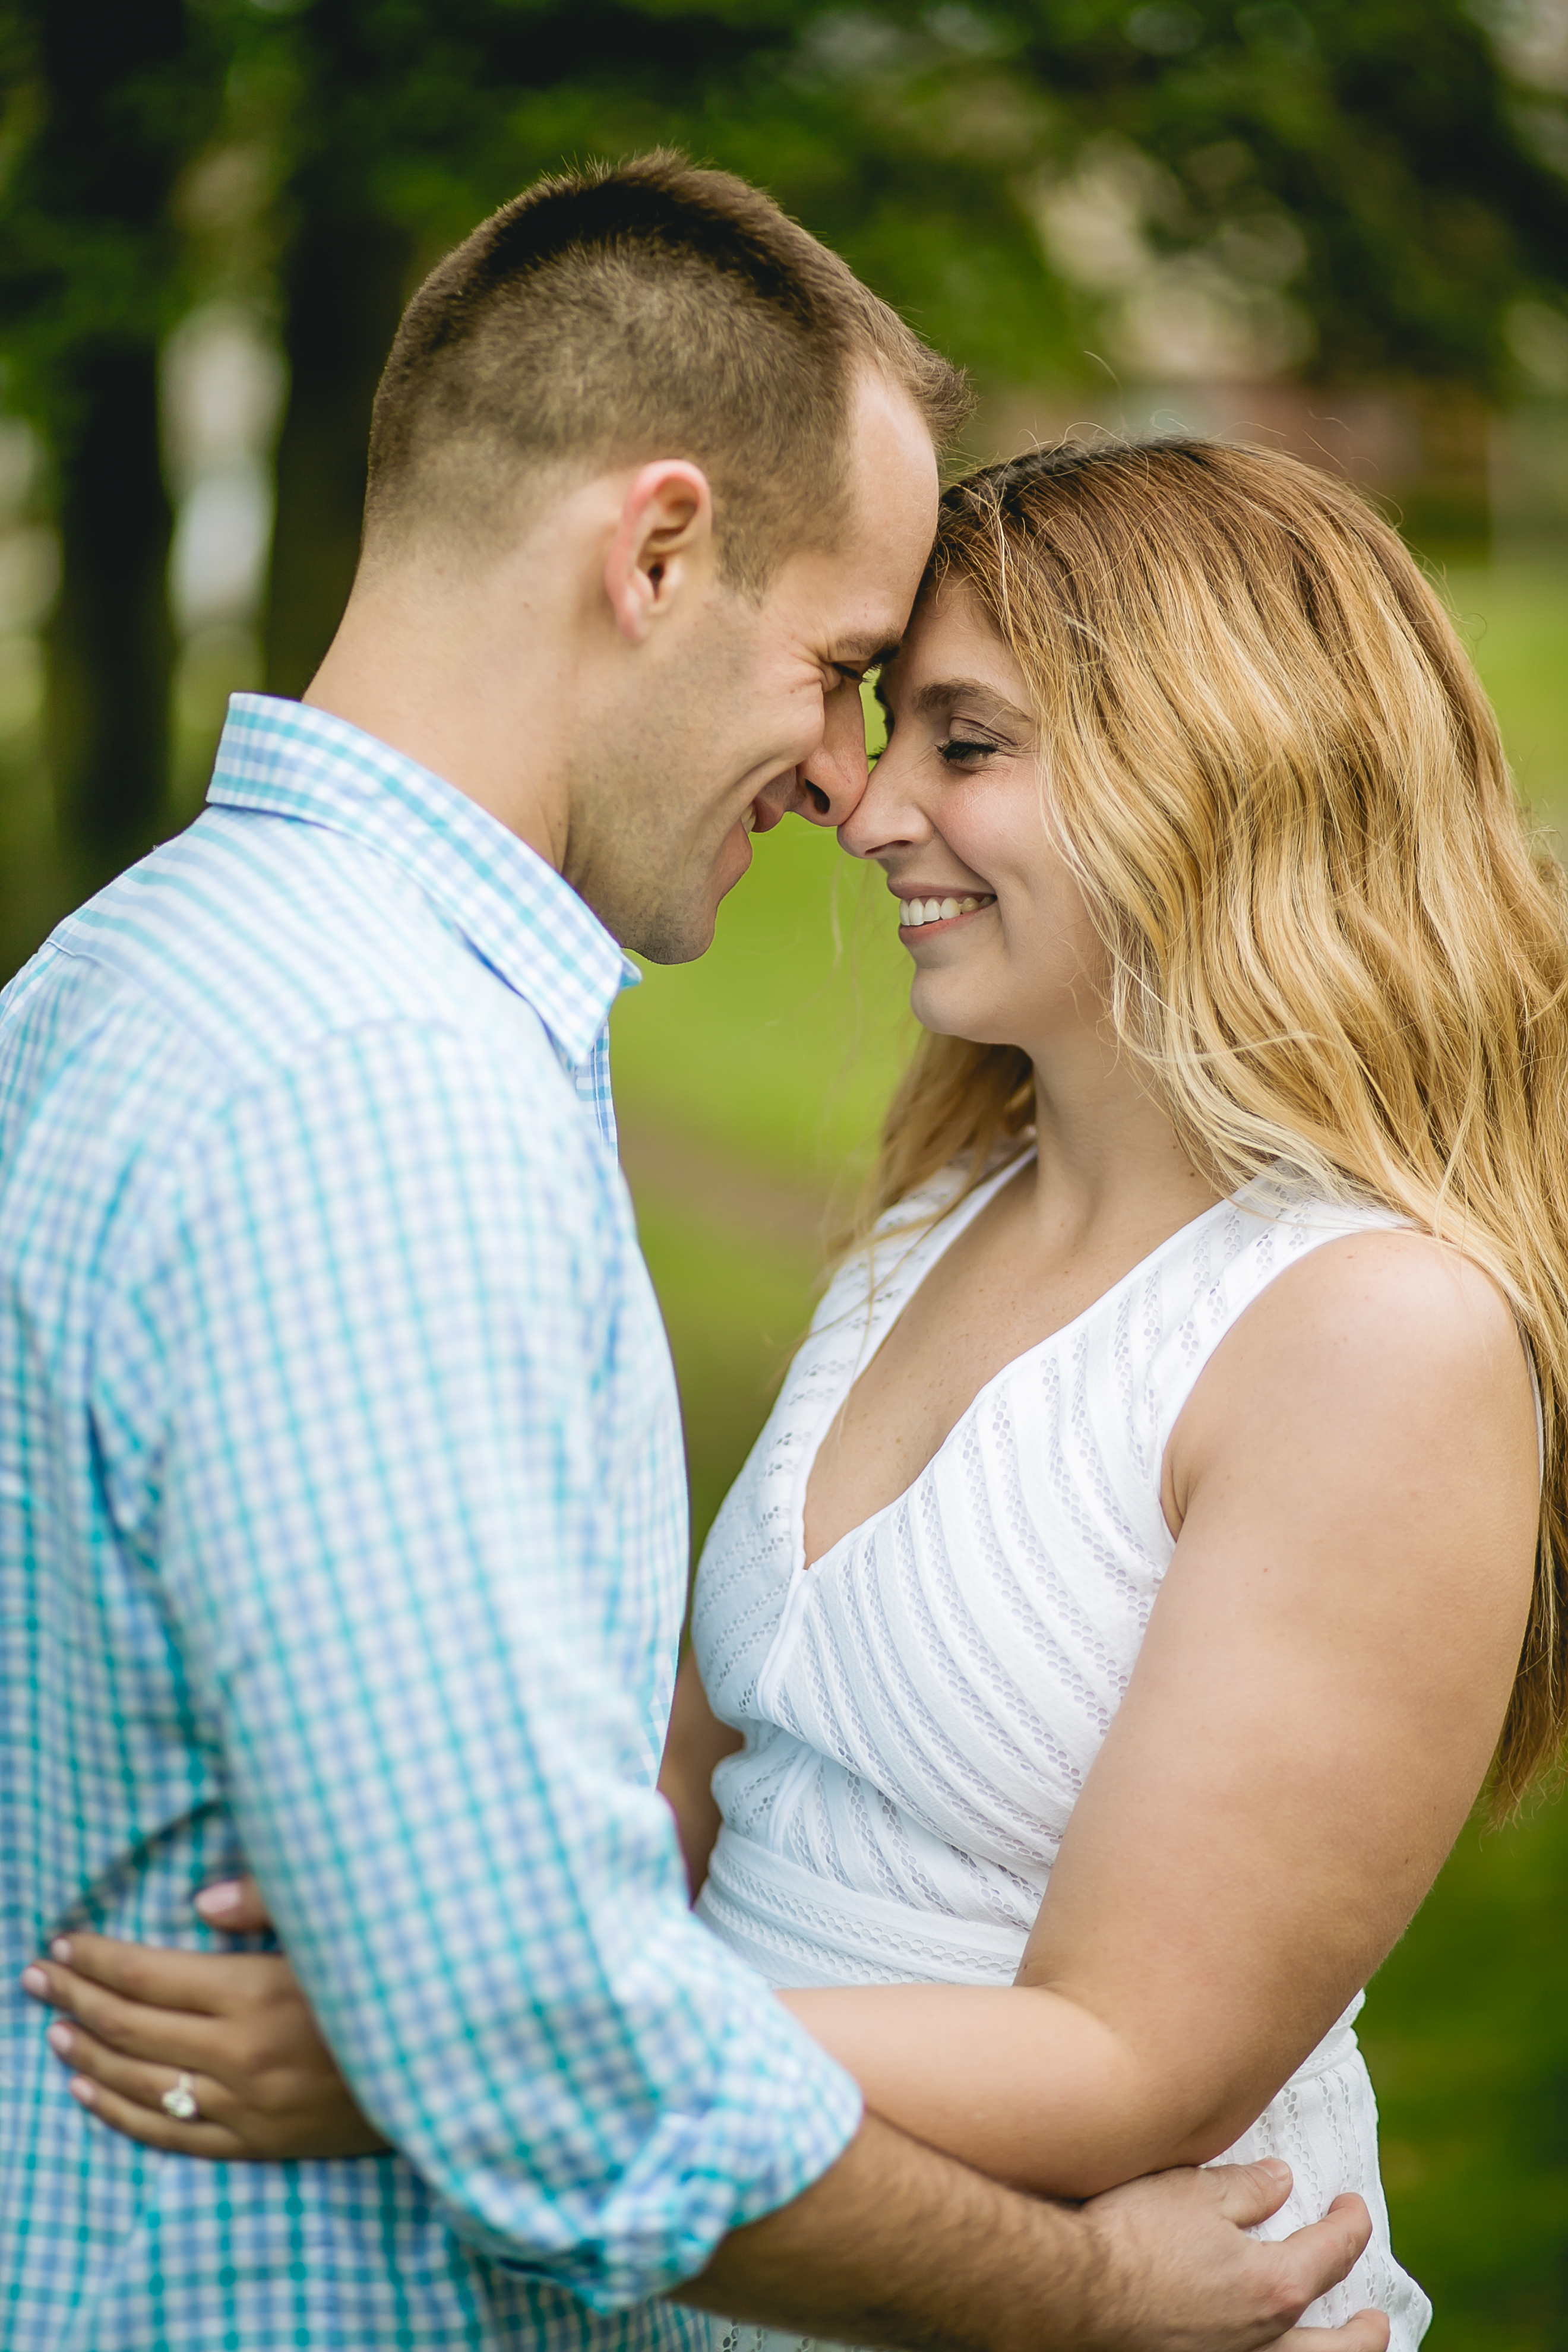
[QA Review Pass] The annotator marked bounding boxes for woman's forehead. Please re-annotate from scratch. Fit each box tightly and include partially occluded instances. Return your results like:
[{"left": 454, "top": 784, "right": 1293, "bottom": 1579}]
[{"left": 882, "top": 584, "right": 1026, "bottom": 703}]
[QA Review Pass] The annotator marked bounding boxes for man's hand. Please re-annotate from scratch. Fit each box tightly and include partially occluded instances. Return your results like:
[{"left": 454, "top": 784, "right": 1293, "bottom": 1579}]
[
  {"left": 682, "top": 2112, "right": 1387, "bottom": 2352},
  {"left": 1073, "top": 2158, "right": 1387, "bottom": 2352}
]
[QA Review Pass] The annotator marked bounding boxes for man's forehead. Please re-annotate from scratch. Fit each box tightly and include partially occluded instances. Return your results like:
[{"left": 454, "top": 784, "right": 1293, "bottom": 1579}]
[{"left": 770, "top": 510, "right": 930, "bottom": 657}]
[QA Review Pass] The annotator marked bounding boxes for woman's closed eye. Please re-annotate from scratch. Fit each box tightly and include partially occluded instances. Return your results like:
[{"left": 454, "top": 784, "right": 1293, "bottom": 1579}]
[{"left": 937, "top": 735, "right": 1001, "bottom": 767}]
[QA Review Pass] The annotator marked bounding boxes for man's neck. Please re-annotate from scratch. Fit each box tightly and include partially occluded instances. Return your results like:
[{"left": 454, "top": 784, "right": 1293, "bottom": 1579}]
[{"left": 304, "top": 575, "right": 573, "bottom": 872}]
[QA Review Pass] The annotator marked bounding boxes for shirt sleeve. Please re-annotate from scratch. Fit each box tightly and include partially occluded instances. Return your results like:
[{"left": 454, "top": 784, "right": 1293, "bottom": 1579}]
[{"left": 109, "top": 1016, "right": 862, "bottom": 2307}]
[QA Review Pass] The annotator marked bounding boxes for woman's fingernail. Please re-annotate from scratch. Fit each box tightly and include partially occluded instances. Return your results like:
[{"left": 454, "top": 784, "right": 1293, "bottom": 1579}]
[
  {"left": 46, "top": 2022, "right": 72, "bottom": 2057},
  {"left": 68, "top": 2077, "right": 97, "bottom": 2108},
  {"left": 20, "top": 1967, "right": 48, "bottom": 1998},
  {"left": 49, "top": 1939, "right": 72, "bottom": 1965},
  {"left": 195, "top": 1882, "right": 242, "bottom": 1918}
]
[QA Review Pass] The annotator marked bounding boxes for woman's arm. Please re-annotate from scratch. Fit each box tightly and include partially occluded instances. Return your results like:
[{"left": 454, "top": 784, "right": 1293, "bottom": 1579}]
[
  {"left": 659, "top": 1649, "right": 743, "bottom": 1899},
  {"left": 778, "top": 1232, "right": 1539, "bottom": 2195},
  {"left": 23, "top": 1234, "right": 1538, "bottom": 2193}
]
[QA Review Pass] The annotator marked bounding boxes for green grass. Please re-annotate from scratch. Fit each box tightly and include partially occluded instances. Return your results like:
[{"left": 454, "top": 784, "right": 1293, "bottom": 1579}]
[{"left": 615, "top": 558, "right": 1568, "bottom": 2348}]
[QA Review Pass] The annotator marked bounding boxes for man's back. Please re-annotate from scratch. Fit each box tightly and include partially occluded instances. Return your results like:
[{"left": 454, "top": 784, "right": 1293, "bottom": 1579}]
[{"left": 1, "top": 698, "right": 858, "bottom": 2350}]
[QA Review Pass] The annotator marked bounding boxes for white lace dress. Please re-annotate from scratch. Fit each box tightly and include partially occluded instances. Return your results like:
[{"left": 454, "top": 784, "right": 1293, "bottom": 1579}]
[{"left": 687, "top": 1160, "right": 1431, "bottom": 2350}]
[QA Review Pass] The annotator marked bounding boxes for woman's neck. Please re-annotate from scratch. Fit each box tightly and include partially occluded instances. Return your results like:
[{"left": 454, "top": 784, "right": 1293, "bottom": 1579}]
[{"left": 1021, "top": 1022, "right": 1223, "bottom": 1267}]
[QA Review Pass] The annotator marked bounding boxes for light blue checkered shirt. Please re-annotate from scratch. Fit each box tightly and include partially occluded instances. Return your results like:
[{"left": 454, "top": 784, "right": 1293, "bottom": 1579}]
[{"left": 0, "top": 696, "right": 861, "bottom": 2351}]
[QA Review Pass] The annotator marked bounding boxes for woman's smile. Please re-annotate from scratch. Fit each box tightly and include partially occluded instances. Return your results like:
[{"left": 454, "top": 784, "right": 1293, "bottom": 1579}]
[{"left": 896, "top": 889, "right": 995, "bottom": 934}]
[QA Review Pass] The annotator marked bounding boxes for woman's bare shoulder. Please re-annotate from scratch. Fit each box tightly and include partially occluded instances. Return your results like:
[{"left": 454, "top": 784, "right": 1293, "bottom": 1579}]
[
  {"left": 1170, "top": 1222, "right": 1537, "bottom": 1520},
  {"left": 1248, "top": 1223, "right": 1523, "bottom": 1383}
]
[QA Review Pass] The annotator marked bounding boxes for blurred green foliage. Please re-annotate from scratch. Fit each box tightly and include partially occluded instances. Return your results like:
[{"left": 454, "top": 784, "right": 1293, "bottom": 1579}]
[
  {"left": 1364, "top": 1785, "right": 1568, "bottom": 2348},
  {"left": 0, "top": 2, "right": 230, "bottom": 888}
]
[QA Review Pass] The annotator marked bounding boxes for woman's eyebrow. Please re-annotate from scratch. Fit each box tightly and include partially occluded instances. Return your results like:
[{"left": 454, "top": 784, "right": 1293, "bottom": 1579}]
[{"left": 910, "top": 675, "right": 1032, "bottom": 725}]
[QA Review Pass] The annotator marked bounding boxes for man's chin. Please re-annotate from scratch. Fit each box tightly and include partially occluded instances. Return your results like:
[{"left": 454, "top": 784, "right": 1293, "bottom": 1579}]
[
  {"left": 628, "top": 850, "right": 748, "bottom": 965},
  {"left": 625, "top": 899, "right": 722, "bottom": 967}
]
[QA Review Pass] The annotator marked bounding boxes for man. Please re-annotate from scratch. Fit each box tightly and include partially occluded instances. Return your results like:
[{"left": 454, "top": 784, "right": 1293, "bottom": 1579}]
[{"left": 1, "top": 153, "right": 1382, "bottom": 2351}]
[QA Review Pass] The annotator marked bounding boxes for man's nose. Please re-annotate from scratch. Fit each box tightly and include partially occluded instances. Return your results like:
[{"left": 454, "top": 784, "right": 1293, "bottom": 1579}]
[{"left": 790, "top": 681, "right": 873, "bottom": 828}]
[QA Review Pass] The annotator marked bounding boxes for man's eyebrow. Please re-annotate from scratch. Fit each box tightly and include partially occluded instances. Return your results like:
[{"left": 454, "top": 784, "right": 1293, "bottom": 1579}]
[{"left": 832, "top": 636, "right": 902, "bottom": 669}]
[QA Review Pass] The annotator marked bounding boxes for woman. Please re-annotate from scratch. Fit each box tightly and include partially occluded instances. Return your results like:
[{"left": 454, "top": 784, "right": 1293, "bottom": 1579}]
[{"left": 26, "top": 439, "right": 1564, "bottom": 2345}]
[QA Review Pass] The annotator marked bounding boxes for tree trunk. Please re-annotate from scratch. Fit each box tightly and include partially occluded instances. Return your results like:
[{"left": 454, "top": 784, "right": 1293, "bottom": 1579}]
[
  {"left": 263, "top": 208, "right": 412, "bottom": 699},
  {"left": 45, "top": 340, "right": 174, "bottom": 893},
  {"left": 27, "top": 0, "right": 195, "bottom": 894}
]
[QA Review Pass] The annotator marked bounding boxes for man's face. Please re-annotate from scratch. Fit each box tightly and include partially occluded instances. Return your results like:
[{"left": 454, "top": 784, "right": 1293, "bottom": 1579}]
[{"left": 565, "top": 371, "right": 940, "bottom": 963}]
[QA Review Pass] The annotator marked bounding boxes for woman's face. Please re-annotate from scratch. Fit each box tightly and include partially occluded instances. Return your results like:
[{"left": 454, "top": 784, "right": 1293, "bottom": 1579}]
[{"left": 840, "top": 580, "right": 1105, "bottom": 1058}]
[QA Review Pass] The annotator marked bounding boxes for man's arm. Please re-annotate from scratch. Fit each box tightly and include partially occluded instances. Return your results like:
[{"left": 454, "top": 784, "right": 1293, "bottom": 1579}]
[
  {"left": 129, "top": 1019, "right": 864, "bottom": 2307},
  {"left": 21, "top": 1926, "right": 1387, "bottom": 2352},
  {"left": 687, "top": 2116, "right": 1385, "bottom": 2352}
]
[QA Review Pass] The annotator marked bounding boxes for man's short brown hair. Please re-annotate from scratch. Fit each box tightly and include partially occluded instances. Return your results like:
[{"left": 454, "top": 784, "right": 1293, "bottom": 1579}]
[{"left": 364, "top": 151, "right": 970, "bottom": 591}]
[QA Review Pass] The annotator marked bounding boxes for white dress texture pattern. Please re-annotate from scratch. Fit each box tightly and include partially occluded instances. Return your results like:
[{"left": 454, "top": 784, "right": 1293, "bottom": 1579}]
[{"left": 688, "top": 1158, "right": 1431, "bottom": 2350}]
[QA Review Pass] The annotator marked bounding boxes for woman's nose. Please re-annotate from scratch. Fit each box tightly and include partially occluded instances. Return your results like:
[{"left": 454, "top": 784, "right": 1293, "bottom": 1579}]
[{"left": 837, "top": 734, "right": 929, "bottom": 862}]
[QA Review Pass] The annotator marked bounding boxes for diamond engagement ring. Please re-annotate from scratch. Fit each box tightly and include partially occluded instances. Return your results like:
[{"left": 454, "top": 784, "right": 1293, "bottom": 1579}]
[{"left": 160, "top": 2072, "right": 200, "bottom": 2122}]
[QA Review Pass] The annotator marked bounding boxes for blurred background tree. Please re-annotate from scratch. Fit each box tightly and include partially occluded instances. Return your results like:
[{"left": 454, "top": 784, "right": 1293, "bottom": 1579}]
[
  {"left": 4, "top": 0, "right": 1567, "bottom": 893},
  {"left": 0, "top": 0, "right": 229, "bottom": 893},
  {"left": 2, "top": 2, "right": 1568, "bottom": 2340}
]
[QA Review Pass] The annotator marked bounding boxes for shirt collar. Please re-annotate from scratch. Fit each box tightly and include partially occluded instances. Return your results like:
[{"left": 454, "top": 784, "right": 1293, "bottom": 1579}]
[{"left": 208, "top": 694, "right": 637, "bottom": 1067}]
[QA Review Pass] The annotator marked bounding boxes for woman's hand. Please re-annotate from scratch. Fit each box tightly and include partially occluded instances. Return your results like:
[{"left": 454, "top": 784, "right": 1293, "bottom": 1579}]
[
  {"left": 21, "top": 1649, "right": 742, "bottom": 2169},
  {"left": 20, "top": 1879, "right": 387, "bottom": 2161}
]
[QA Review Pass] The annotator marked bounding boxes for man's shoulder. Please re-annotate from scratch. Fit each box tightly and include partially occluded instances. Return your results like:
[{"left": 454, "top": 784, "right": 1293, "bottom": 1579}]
[
  {"left": 1, "top": 810, "right": 604, "bottom": 1290},
  {"left": 39, "top": 803, "right": 546, "bottom": 1080}
]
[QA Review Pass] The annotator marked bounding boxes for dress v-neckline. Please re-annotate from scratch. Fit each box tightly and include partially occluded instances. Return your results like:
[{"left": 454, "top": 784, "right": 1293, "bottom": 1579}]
[{"left": 792, "top": 1164, "right": 1243, "bottom": 1579}]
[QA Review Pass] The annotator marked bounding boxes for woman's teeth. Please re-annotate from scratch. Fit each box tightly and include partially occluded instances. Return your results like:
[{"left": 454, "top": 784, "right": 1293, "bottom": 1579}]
[{"left": 900, "top": 894, "right": 988, "bottom": 928}]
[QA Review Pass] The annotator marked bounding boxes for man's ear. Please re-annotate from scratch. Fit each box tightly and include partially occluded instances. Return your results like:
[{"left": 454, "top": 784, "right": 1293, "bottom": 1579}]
[{"left": 605, "top": 461, "right": 715, "bottom": 644}]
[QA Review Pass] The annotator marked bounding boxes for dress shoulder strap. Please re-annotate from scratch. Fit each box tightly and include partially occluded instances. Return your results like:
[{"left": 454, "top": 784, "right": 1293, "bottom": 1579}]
[{"left": 1135, "top": 1178, "right": 1409, "bottom": 1476}]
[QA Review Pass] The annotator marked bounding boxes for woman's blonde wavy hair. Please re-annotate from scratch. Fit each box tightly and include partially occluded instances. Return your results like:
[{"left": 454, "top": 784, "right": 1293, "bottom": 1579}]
[{"left": 867, "top": 435, "right": 1568, "bottom": 1809}]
